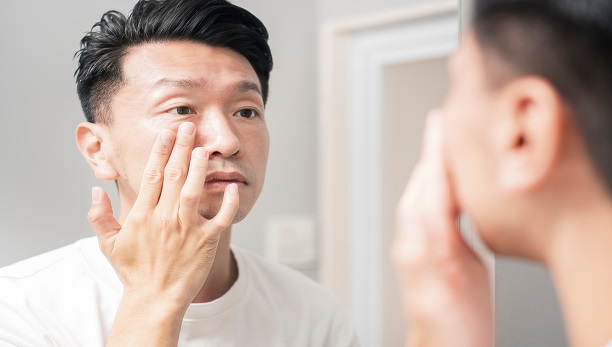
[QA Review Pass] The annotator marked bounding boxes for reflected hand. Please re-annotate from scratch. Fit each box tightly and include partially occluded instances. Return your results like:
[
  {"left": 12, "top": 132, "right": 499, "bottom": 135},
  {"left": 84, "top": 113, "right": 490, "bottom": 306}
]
[{"left": 391, "top": 111, "right": 493, "bottom": 347}]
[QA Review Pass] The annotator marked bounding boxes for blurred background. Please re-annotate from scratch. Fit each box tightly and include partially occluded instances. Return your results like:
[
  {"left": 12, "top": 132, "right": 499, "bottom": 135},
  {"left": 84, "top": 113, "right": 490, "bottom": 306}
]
[{"left": 0, "top": 0, "right": 567, "bottom": 346}]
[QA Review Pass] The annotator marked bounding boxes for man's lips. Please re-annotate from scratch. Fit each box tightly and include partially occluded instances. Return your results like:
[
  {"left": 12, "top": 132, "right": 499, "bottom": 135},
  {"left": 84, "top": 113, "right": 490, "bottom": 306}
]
[{"left": 204, "top": 172, "right": 247, "bottom": 190}]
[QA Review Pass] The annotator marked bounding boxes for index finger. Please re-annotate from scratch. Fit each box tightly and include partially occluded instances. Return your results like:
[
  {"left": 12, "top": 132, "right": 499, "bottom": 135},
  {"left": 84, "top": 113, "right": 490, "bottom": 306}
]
[
  {"left": 422, "top": 111, "right": 456, "bottom": 207},
  {"left": 133, "top": 130, "right": 175, "bottom": 211},
  {"left": 178, "top": 147, "right": 209, "bottom": 222}
]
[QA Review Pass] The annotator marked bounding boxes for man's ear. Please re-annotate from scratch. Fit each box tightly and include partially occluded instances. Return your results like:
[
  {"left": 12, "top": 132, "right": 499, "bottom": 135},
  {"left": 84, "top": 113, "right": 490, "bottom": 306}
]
[
  {"left": 493, "top": 76, "right": 565, "bottom": 193},
  {"left": 75, "top": 122, "right": 119, "bottom": 181}
]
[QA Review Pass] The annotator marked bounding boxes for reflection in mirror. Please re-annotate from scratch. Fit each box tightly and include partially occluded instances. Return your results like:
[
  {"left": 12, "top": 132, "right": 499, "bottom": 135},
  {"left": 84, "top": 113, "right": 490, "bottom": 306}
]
[{"left": 319, "top": 0, "right": 569, "bottom": 346}]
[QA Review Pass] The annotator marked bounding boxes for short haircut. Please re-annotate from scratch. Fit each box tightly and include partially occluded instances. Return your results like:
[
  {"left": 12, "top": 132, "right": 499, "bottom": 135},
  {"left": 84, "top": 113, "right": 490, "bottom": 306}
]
[
  {"left": 472, "top": 0, "right": 612, "bottom": 193},
  {"left": 75, "top": 0, "right": 273, "bottom": 124}
]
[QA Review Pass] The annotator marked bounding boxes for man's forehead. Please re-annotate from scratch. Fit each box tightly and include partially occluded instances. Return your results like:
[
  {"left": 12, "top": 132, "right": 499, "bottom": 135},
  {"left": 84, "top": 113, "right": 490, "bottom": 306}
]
[
  {"left": 124, "top": 41, "right": 253, "bottom": 73},
  {"left": 119, "top": 41, "right": 261, "bottom": 91}
]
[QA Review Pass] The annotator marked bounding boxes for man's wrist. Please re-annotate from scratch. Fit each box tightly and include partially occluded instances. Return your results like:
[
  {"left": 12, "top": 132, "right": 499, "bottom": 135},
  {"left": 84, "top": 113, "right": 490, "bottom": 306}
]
[
  {"left": 106, "top": 290, "right": 189, "bottom": 346},
  {"left": 119, "top": 288, "right": 190, "bottom": 324}
]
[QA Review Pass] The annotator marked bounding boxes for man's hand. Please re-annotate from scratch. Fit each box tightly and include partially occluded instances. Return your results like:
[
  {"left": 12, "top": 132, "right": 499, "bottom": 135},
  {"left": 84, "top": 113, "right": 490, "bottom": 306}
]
[
  {"left": 87, "top": 122, "right": 239, "bottom": 346},
  {"left": 391, "top": 111, "right": 493, "bottom": 347}
]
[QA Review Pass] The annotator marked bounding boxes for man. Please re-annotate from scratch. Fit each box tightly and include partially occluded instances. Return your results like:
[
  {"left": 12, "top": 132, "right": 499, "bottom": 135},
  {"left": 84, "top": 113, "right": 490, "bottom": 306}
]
[
  {"left": 0, "top": 0, "right": 357, "bottom": 346},
  {"left": 393, "top": 0, "right": 612, "bottom": 346}
]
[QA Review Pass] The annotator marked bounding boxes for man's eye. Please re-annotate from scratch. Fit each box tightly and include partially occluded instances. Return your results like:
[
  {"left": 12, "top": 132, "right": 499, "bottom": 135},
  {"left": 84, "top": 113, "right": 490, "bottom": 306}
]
[
  {"left": 236, "top": 109, "right": 258, "bottom": 119},
  {"left": 169, "top": 106, "right": 195, "bottom": 115}
]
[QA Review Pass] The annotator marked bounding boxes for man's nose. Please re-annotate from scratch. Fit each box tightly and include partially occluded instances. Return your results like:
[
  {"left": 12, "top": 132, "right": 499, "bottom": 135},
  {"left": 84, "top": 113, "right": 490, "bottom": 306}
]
[{"left": 195, "top": 110, "right": 242, "bottom": 158}]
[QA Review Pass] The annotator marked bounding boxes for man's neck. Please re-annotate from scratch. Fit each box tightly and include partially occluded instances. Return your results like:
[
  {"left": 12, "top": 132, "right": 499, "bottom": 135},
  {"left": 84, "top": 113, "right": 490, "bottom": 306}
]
[
  {"left": 192, "top": 228, "right": 237, "bottom": 303},
  {"left": 546, "top": 196, "right": 612, "bottom": 347}
]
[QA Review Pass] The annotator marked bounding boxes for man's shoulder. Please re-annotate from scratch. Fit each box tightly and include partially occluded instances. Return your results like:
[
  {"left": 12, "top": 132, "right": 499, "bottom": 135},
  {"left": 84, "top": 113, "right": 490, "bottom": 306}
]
[
  {"left": 0, "top": 238, "right": 91, "bottom": 280},
  {"left": 0, "top": 237, "right": 117, "bottom": 346},
  {"left": 0, "top": 236, "right": 109, "bottom": 300}
]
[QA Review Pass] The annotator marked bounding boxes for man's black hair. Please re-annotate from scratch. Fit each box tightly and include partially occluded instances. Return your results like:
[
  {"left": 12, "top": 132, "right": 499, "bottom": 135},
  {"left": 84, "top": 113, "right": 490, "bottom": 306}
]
[
  {"left": 75, "top": 0, "right": 273, "bottom": 124},
  {"left": 472, "top": 0, "right": 612, "bottom": 192}
]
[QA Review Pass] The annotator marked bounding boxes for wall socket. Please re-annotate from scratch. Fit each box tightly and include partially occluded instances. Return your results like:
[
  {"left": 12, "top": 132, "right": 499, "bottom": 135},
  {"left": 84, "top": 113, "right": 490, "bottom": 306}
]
[{"left": 264, "top": 215, "right": 317, "bottom": 270}]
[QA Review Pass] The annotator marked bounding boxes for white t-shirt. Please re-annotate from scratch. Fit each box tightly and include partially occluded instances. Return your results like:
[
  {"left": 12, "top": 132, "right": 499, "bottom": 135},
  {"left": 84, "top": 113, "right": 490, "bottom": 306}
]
[{"left": 0, "top": 237, "right": 358, "bottom": 347}]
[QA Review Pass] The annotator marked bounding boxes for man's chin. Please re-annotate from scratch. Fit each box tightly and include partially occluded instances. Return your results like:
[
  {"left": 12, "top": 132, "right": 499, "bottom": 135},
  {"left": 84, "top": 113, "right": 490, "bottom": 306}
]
[{"left": 199, "top": 205, "right": 251, "bottom": 224}]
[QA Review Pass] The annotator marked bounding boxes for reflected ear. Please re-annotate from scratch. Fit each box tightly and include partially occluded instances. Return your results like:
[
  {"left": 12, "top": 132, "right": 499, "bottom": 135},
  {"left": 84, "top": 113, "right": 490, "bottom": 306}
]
[
  {"left": 495, "top": 77, "right": 564, "bottom": 193},
  {"left": 75, "top": 122, "right": 119, "bottom": 181}
]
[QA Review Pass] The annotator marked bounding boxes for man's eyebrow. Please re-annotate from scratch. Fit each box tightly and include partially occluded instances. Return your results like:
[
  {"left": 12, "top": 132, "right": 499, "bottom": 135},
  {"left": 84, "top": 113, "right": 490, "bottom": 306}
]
[
  {"left": 153, "top": 78, "right": 202, "bottom": 89},
  {"left": 151, "top": 78, "right": 261, "bottom": 96},
  {"left": 236, "top": 81, "right": 261, "bottom": 96}
]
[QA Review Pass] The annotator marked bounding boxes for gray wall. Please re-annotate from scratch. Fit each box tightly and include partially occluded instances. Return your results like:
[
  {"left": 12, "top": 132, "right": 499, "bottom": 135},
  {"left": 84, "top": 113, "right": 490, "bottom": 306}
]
[{"left": 0, "top": 1, "right": 132, "bottom": 266}]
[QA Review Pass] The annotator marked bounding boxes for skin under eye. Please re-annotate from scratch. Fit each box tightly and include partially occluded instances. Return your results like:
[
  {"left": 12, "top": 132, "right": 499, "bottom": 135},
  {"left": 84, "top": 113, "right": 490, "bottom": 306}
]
[
  {"left": 235, "top": 108, "right": 259, "bottom": 119},
  {"left": 168, "top": 106, "right": 195, "bottom": 115}
]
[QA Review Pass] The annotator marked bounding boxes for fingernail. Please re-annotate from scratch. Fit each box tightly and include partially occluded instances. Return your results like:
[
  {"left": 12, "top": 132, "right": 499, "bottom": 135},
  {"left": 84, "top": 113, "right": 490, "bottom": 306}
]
[
  {"left": 180, "top": 122, "right": 195, "bottom": 136},
  {"left": 194, "top": 147, "right": 208, "bottom": 159},
  {"left": 160, "top": 130, "right": 174, "bottom": 145},
  {"left": 91, "top": 187, "right": 100, "bottom": 203},
  {"left": 228, "top": 183, "right": 237, "bottom": 194}
]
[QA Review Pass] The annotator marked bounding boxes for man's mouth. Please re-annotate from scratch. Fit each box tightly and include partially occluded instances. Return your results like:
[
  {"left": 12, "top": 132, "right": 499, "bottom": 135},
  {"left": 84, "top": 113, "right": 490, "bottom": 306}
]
[{"left": 204, "top": 172, "right": 248, "bottom": 191}]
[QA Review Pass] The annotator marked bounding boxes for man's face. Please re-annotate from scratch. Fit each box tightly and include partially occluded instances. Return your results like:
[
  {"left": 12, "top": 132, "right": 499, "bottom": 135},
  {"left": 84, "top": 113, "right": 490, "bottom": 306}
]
[
  {"left": 104, "top": 40, "right": 269, "bottom": 222},
  {"left": 442, "top": 31, "right": 506, "bottom": 243}
]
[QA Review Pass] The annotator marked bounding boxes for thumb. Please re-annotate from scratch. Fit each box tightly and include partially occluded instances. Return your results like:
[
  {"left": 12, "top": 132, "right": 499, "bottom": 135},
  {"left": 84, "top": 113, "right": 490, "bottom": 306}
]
[{"left": 87, "top": 186, "right": 121, "bottom": 255}]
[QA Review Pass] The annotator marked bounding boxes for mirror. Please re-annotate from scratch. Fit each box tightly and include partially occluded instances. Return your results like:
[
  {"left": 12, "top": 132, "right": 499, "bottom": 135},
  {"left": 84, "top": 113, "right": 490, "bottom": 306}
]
[{"left": 318, "top": 0, "right": 567, "bottom": 346}]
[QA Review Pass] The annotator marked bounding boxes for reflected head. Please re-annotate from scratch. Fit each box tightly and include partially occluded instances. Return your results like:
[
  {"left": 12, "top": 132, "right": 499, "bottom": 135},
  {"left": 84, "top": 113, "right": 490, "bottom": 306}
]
[{"left": 472, "top": 0, "right": 612, "bottom": 193}]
